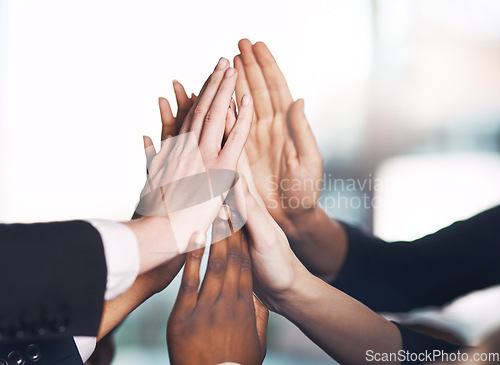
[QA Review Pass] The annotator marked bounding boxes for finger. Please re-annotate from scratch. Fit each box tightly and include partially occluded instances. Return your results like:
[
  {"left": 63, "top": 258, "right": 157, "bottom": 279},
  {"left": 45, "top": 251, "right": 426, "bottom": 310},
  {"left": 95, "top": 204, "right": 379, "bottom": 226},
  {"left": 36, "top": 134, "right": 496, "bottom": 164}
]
[
  {"left": 253, "top": 294, "right": 269, "bottom": 356},
  {"left": 242, "top": 181, "right": 276, "bottom": 240},
  {"left": 172, "top": 80, "right": 192, "bottom": 133},
  {"left": 253, "top": 41, "right": 293, "bottom": 113},
  {"left": 171, "top": 231, "right": 206, "bottom": 317},
  {"left": 158, "top": 97, "right": 176, "bottom": 140},
  {"left": 225, "top": 102, "right": 237, "bottom": 138},
  {"left": 198, "top": 67, "right": 238, "bottom": 155},
  {"left": 287, "top": 99, "right": 322, "bottom": 162},
  {"left": 197, "top": 212, "right": 230, "bottom": 303},
  {"left": 218, "top": 94, "right": 253, "bottom": 166},
  {"left": 221, "top": 229, "right": 243, "bottom": 300},
  {"left": 238, "top": 232, "right": 253, "bottom": 300},
  {"left": 234, "top": 55, "right": 251, "bottom": 110},
  {"left": 178, "top": 78, "right": 209, "bottom": 135},
  {"left": 183, "top": 57, "right": 230, "bottom": 139},
  {"left": 143, "top": 135, "right": 156, "bottom": 170},
  {"left": 238, "top": 39, "right": 273, "bottom": 119}
]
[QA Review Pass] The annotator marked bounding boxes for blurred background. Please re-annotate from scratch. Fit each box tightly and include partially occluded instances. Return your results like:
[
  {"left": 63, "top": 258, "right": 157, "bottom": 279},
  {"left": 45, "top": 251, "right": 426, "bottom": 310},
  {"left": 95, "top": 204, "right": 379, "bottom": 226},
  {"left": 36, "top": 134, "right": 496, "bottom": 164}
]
[{"left": 1, "top": 0, "right": 500, "bottom": 364}]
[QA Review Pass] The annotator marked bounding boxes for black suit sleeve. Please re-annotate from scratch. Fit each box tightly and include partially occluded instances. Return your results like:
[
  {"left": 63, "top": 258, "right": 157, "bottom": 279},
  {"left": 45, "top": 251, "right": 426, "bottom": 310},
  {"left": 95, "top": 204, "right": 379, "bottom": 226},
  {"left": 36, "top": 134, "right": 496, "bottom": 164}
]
[
  {"left": 0, "top": 338, "right": 83, "bottom": 365},
  {"left": 332, "top": 205, "right": 500, "bottom": 312},
  {"left": 0, "top": 220, "right": 107, "bottom": 342},
  {"left": 393, "top": 322, "right": 461, "bottom": 364}
]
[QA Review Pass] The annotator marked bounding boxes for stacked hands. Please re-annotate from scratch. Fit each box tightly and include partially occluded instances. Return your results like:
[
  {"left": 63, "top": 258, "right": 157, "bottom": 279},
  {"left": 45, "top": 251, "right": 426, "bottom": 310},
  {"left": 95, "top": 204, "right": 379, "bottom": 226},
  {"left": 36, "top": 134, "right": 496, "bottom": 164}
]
[{"left": 105, "top": 39, "right": 402, "bottom": 365}]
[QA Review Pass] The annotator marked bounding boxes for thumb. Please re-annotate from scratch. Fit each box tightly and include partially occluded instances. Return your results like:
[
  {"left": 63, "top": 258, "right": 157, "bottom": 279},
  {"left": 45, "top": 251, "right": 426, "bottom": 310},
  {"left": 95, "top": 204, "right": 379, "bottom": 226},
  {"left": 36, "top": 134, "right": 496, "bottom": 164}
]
[
  {"left": 143, "top": 136, "right": 156, "bottom": 171},
  {"left": 253, "top": 294, "right": 269, "bottom": 358},
  {"left": 286, "top": 99, "right": 321, "bottom": 161}
]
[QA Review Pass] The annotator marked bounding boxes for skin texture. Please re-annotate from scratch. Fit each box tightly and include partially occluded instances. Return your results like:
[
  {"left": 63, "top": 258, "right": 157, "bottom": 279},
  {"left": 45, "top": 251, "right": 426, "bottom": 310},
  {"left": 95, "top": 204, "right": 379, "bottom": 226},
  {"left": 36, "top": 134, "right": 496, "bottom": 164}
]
[
  {"left": 167, "top": 227, "right": 268, "bottom": 365},
  {"left": 98, "top": 81, "right": 194, "bottom": 341},
  {"left": 237, "top": 168, "right": 402, "bottom": 365},
  {"left": 124, "top": 57, "right": 254, "bottom": 275},
  {"left": 234, "top": 39, "right": 348, "bottom": 281},
  {"left": 97, "top": 62, "right": 254, "bottom": 342}
]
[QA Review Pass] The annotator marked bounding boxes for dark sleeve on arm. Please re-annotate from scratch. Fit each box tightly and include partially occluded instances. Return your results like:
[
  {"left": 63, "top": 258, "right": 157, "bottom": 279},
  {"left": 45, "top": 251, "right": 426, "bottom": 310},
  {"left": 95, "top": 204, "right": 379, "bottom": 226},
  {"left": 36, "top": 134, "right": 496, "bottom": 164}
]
[
  {"left": 393, "top": 322, "right": 461, "bottom": 365},
  {"left": 0, "top": 338, "right": 84, "bottom": 365},
  {"left": 332, "top": 205, "right": 500, "bottom": 312},
  {"left": 0, "top": 220, "right": 107, "bottom": 341}
]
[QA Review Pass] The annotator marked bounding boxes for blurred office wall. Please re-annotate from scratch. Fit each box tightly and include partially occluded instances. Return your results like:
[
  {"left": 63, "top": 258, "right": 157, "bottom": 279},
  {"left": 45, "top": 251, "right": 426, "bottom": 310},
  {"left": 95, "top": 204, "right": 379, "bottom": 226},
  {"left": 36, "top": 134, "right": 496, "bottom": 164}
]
[{"left": 1, "top": 1, "right": 499, "bottom": 364}]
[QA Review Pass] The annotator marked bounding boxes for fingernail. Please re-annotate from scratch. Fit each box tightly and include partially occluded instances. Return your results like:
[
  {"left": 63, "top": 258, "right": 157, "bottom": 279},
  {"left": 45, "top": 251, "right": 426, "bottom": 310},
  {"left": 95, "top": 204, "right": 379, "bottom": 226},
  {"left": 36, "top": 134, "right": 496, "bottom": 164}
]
[
  {"left": 224, "top": 67, "right": 235, "bottom": 78},
  {"left": 172, "top": 79, "right": 179, "bottom": 85},
  {"left": 218, "top": 205, "right": 230, "bottom": 220},
  {"left": 215, "top": 57, "right": 227, "bottom": 70},
  {"left": 301, "top": 99, "right": 305, "bottom": 114},
  {"left": 192, "top": 231, "right": 206, "bottom": 246},
  {"left": 241, "top": 93, "right": 251, "bottom": 106}
]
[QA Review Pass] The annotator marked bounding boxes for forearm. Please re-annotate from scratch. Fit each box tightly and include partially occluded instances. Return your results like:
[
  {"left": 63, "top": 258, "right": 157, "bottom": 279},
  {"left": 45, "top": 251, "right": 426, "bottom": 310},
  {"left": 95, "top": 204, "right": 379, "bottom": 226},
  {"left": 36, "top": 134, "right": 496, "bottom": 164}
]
[
  {"left": 97, "top": 274, "right": 158, "bottom": 341},
  {"left": 122, "top": 216, "right": 179, "bottom": 274},
  {"left": 275, "top": 267, "right": 402, "bottom": 365},
  {"left": 97, "top": 253, "right": 185, "bottom": 341},
  {"left": 281, "top": 206, "right": 348, "bottom": 281}
]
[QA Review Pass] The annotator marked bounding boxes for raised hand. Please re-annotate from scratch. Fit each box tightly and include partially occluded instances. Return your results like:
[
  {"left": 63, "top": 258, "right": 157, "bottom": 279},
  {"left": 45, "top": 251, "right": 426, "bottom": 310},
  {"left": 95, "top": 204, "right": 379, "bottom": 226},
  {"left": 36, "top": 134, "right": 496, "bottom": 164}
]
[
  {"left": 234, "top": 39, "right": 323, "bottom": 237},
  {"left": 134, "top": 57, "right": 254, "bottom": 259},
  {"left": 158, "top": 80, "right": 196, "bottom": 141},
  {"left": 234, "top": 177, "right": 402, "bottom": 365},
  {"left": 234, "top": 40, "right": 348, "bottom": 280},
  {"left": 133, "top": 80, "right": 195, "bottom": 220},
  {"left": 97, "top": 84, "right": 194, "bottom": 341},
  {"left": 167, "top": 227, "right": 268, "bottom": 365}
]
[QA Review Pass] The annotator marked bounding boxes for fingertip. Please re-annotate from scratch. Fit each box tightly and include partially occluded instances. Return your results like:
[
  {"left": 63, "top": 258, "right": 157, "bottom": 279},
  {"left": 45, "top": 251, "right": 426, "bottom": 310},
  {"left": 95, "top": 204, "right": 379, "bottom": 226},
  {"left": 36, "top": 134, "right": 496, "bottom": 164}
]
[
  {"left": 292, "top": 98, "right": 305, "bottom": 114},
  {"left": 192, "top": 230, "right": 206, "bottom": 246},
  {"left": 253, "top": 41, "right": 268, "bottom": 51},
  {"left": 218, "top": 205, "right": 231, "bottom": 221},
  {"left": 241, "top": 93, "right": 252, "bottom": 107},
  {"left": 143, "top": 135, "right": 153, "bottom": 148},
  {"left": 186, "top": 231, "right": 207, "bottom": 253},
  {"left": 215, "top": 57, "right": 229, "bottom": 71},
  {"left": 238, "top": 38, "right": 252, "bottom": 51},
  {"left": 158, "top": 96, "right": 169, "bottom": 107}
]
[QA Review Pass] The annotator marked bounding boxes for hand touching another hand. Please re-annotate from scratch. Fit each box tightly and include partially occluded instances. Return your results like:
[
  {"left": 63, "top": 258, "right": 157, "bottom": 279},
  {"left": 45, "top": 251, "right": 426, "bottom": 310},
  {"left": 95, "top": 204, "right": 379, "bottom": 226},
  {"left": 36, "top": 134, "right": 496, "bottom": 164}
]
[
  {"left": 98, "top": 85, "right": 194, "bottom": 341},
  {"left": 234, "top": 39, "right": 323, "bottom": 238},
  {"left": 234, "top": 40, "right": 348, "bottom": 280},
  {"left": 131, "top": 58, "right": 254, "bottom": 270},
  {"left": 167, "top": 226, "right": 268, "bottom": 365}
]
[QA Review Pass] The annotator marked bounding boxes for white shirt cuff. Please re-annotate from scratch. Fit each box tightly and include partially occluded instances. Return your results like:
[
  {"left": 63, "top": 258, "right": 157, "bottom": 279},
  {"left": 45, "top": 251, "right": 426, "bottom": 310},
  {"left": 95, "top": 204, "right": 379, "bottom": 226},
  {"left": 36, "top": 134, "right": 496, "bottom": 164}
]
[
  {"left": 87, "top": 219, "right": 140, "bottom": 300},
  {"left": 74, "top": 336, "right": 96, "bottom": 363}
]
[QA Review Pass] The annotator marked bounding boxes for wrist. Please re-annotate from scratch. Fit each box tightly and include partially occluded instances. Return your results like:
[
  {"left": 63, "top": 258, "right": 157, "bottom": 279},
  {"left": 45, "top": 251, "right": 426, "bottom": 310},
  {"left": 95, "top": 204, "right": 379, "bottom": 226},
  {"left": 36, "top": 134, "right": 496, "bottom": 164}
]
[
  {"left": 280, "top": 205, "right": 323, "bottom": 242},
  {"left": 123, "top": 216, "right": 177, "bottom": 274},
  {"left": 270, "top": 262, "right": 319, "bottom": 317}
]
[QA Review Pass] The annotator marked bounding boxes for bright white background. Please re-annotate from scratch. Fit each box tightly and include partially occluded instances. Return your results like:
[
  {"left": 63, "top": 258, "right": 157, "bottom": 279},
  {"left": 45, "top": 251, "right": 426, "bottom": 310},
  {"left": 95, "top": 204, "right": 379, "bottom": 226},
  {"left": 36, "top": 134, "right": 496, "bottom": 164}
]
[
  {"left": 2, "top": 1, "right": 500, "bottom": 364},
  {"left": 0, "top": 0, "right": 372, "bottom": 223}
]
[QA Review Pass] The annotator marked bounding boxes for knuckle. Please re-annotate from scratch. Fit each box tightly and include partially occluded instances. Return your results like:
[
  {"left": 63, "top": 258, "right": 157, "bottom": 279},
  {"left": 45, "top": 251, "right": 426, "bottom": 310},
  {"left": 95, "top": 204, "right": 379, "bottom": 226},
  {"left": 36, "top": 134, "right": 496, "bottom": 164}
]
[
  {"left": 252, "top": 88, "right": 267, "bottom": 98},
  {"left": 226, "top": 246, "right": 242, "bottom": 264},
  {"left": 208, "top": 257, "right": 226, "bottom": 274},
  {"left": 273, "top": 111, "right": 285, "bottom": 120},
  {"left": 180, "top": 278, "right": 199, "bottom": 293},
  {"left": 240, "top": 255, "right": 252, "bottom": 272},
  {"left": 193, "top": 105, "right": 208, "bottom": 118},
  {"left": 189, "top": 250, "right": 204, "bottom": 261},
  {"left": 204, "top": 110, "right": 217, "bottom": 124},
  {"left": 213, "top": 221, "right": 230, "bottom": 236},
  {"left": 208, "top": 74, "right": 221, "bottom": 86},
  {"left": 229, "top": 129, "right": 246, "bottom": 144}
]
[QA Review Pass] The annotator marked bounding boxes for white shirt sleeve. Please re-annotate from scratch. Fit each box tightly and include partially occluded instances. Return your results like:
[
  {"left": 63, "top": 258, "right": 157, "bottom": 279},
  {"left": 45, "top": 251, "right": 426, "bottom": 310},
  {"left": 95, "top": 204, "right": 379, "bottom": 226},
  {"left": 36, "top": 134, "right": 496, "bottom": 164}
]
[
  {"left": 74, "top": 336, "right": 96, "bottom": 363},
  {"left": 86, "top": 219, "right": 140, "bottom": 301}
]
